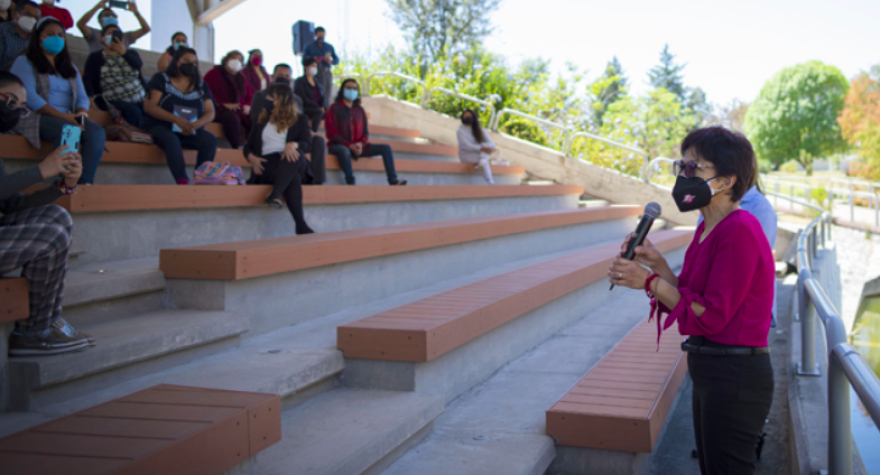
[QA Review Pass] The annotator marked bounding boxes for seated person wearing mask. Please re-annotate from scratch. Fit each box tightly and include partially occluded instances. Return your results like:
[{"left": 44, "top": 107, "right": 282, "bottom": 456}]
[
  {"left": 456, "top": 109, "right": 496, "bottom": 184},
  {"left": 293, "top": 57, "right": 323, "bottom": 132},
  {"left": 157, "top": 31, "right": 186, "bottom": 73},
  {"left": 0, "top": 0, "right": 12, "bottom": 23},
  {"left": 83, "top": 23, "right": 146, "bottom": 127},
  {"left": 76, "top": 1, "right": 150, "bottom": 54},
  {"left": 0, "top": 1, "right": 41, "bottom": 72},
  {"left": 0, "top": 71, "right": 95, "bottom": 356},
  {"left": 203, "top": 50, "right": 252, "bottom": 149},
  {"left": 244, "top": 84, "right": 314, "bottom": 235},
  {"left": 241, "top": 48, "right": 269, "bottom": 93},
  {"left": 10, "top": 17, "right": 105, "bottom": 184},
  {"left": 252, "top": 63, "right": 325, "bottom": 185},
  {"left": 142, "top": 47, "right": 216, "bottom": 184},
  {"left": 325, "top": 79, "right": 406, "bottom": 186},
  {"left": 38, "top": 0, "right": 71, "bottom": 30}
]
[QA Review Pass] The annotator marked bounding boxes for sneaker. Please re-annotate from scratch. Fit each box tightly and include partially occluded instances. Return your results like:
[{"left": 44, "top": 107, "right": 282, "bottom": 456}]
[
  {"left": 9, "top": 327, "right": 90, "bottom": 357},
  {"left": 53, "top": 317, "right": 96, "bottom": 346},
  {"left": 390, "top": 179, "right": 408, "bottom": 186}
]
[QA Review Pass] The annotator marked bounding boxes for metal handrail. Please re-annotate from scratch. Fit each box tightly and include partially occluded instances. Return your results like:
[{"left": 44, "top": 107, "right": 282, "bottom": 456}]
[
  {"left": 421, "top": 87, "right": 496, "bottom": 127},
  {"left": 490, "top": 109, "right": 570, "bottom": 151},
  {"left": 640, "top": 157, "right": 676, "bottom": 184},
  {"left": 563, "top": 131, "right": 650, "bottom": 165},
  {"left": 333, "top": 73, "right": 365, "bottom": 88},
  {"left": 364, "top": 71, "right": 427, "bottom": 101},
  {"left": 770, "top": 191, "right": 880, "bottom": 475}
]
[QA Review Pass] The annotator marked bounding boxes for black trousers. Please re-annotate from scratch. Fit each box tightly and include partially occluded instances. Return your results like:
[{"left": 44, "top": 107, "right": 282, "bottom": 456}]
[
  {"left": 248, "top": 153, "right": 311, "bottom": 234},
  {"left": 307, "top": 135, "right": 326, "bottom": 185},
  {"left": 689, "top": 351, "right": 774, "bottom": 475}
]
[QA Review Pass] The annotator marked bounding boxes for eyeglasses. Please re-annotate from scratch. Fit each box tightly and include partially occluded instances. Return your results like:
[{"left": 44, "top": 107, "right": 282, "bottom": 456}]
[
  {"left": 673, "top": 159, "right": 714, "bottom": 178},
  {"left": 0, "top": 92, "right": 29, "bottom": 118}
]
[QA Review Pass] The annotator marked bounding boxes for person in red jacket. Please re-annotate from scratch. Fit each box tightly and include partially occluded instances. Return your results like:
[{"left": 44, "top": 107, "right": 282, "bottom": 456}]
[
  {"left": 203, "top": 50, "right": 253, "bottom": 149},
  {"left": 324, "top": 78, "right": 405, "bottom": 186},
  {"left": 39, "top": 0, "right": 72, "bottom": 29}
]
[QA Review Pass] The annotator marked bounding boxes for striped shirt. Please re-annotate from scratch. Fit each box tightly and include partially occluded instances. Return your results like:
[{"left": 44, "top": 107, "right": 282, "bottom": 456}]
[{"left": 0, "top": 22, "right": 29, "bottom": 72}]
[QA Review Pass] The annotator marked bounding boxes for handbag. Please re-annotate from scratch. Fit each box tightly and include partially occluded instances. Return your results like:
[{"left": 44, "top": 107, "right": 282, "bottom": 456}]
[
  {"left": 194, "top": 161, "right": 246, "bottom": 185},
  {"left": 101, "top": 97, "right": 153, "bottom": 144}
]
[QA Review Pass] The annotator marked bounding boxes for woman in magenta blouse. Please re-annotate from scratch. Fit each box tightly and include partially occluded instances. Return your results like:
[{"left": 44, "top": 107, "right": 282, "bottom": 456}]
[{"left": 609, "top": 126, "right": 775, "bottom": 475}]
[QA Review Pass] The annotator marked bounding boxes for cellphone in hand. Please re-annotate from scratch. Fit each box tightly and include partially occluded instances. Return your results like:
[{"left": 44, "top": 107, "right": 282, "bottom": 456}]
[
  {"left": 109, "top": 0, "right": 129, "bottom": 9},
  {"left": 60, "top": 124, "right": 82, "bottom": 155}
]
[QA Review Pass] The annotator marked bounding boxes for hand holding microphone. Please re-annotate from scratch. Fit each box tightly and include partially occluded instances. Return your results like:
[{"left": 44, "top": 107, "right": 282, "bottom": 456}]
[{"left": 610, "top": 202, "right": 661, "bottom": 290}]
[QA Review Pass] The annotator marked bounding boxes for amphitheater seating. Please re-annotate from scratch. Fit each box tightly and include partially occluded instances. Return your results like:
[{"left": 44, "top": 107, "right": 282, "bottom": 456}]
[
  {"left": 0, "top": 278, "right": 27, "bottom": 324},
  {"left": 337, "top": 229, "right": 692, "bottom": 363},
  {"left": 160, "top": 207, "right": 636, "bottom": 280},
  {"left": 545, "top": 316, "right": 687, "bottom": 453},
  {"left": 0, "top": 384, "right": 280, "bottom": 475}
]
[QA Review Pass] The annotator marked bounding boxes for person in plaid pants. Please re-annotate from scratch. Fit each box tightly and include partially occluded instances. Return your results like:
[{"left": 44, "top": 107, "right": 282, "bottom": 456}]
[{"left": 0, "top": 71, "right": 93, "bottom": 356}]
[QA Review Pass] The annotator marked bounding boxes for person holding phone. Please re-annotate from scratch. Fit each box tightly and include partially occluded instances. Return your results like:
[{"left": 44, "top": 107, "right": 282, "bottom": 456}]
[
  {"left": 76, "top": 0, "right": 150, "bottom": 54},
  {"left": 83, "top": 23, "right": 145, "bottom": 127},
  {"left": 0, "top": 70, "right": 95, "bottom": 356},
  {"left": 302, "top": 26, "right": 338, "bottom": 109},
  {"left": 10, "top": 16, "right": 105, "bottom": 184},
  {"left": 142, "top": 46, "right": 217, "bottom": 184}
]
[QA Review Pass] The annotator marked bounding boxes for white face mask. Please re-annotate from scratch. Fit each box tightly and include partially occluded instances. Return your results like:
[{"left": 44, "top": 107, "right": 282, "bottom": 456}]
[
  {"left": 307, "top": 66, "right": 317, "bottom": 76},
  {"left": 0, "top": 0, "right": 11, "bottom": 10},
  {"left": 227, "top": 59, "right": 242, "bottom": 73},
  {"left": 18, "top": 16, "right": 36, "bottom": 32}
]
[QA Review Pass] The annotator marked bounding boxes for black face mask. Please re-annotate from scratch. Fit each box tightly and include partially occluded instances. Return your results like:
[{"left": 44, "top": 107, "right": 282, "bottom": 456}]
[
  {"left": 264, "top": 99, "right": 275, "bottom": 113},
  {"left": 274, "top": 77, "right": 291, "bottom": 87},
  {"left": 462, "top": 117, "right": 474, "bottom": 126},
  {"left": 671, "top": 175, "right": 719, "bottom": 212},
  {"left": 0, "top": 101, "right": 22, "bottom": 132},
  {"left": 178, "top": 63, "right": 197, "bottom": 78}
]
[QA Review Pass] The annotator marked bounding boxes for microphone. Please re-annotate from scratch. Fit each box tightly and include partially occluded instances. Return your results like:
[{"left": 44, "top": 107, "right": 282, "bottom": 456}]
[{"left": 610, "top": 201, "right": 662, "bottom": 290}]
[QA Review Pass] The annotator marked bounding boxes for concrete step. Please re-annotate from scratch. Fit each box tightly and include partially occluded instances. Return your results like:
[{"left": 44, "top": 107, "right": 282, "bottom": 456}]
[
  {"left": 579, "top": 198, "right": 611, "bottom": 208},
  {"left": 62, "top": 258, "right": 166, "bottom": 326},
  {"left": 379, "top": 290, "right": 676, "bottom": 475},
  {"left": 8, "top": 309, "right": 249, "bottom": 410},
  {"left": 255, "top": 388, "right": 444, "bottom": 475}
]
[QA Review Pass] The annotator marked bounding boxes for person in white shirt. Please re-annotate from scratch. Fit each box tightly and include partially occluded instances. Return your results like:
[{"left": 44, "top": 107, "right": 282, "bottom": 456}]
[{"left": 456, "top": 109, "right": 496, "bottom": 184}]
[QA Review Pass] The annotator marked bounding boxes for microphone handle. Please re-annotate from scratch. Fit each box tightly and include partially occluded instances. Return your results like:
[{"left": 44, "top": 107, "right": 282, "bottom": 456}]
[{"left": 610, "top": 216, "right": 656, "bottom": 290}]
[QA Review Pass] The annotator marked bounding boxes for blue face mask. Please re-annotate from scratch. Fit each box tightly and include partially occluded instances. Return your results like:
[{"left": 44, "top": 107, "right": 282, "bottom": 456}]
[
  {"left": 104, "top": 36, "right": 113, "bottom": 46},
  {"left": 42, "top": 36, "right": 65, "bottom": 55},
  {"left": 101, "top": 17, "right": 118, "bottom": 27},
  {"left": 173, "top": 42, "right": 186, "bottom": 51},
  {"left": 343, "top": 88, "right": 358, "bottom": 101}
]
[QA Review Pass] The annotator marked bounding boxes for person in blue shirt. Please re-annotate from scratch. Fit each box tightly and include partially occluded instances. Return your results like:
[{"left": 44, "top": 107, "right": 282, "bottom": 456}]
[
  {"left": 10, "top": 16, "right": 105, "bottom": 184},
  {"left": 302, "top": 26, "right": 338, "bottom": 109},
  {"left": 698, "top": 181, "right": 778, "bottom": 326}
]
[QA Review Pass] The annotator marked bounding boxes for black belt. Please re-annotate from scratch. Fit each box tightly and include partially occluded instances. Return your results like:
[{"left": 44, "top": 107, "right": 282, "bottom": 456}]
[{"left": 681, "top": 337, "right": 770, "bottom": 356}]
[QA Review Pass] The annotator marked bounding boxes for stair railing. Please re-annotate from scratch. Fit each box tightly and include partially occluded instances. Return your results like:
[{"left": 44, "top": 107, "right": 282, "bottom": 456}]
[
  {"left": 489, "top": 109, "right": 570, "bottom": 152},
  {"left": 564, "top": 132, "right": 650, "bottom": 166},
  {"left": 363, "top": 72, "right": 427, "bottom": 102},
  {"left": 421, "top": 87, "right": 496, "bottom": 127}
]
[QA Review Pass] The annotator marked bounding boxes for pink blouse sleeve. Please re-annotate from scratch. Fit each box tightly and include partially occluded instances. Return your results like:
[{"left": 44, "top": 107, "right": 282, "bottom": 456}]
[{"left": 662, "top": 224, "right": 763, "bottom": 335}]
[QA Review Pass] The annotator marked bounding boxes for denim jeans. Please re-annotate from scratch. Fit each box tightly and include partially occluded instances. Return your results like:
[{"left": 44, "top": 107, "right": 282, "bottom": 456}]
[
  {"left": 109, "top": 100, "right": 144, "bottom": 128},
  {"left": 329, "top": 143, "right": 398, "bottom": 184},
  {"left": 148, "top": 125, "right": 217, "bottom": 182},
  {"left": 39, "top": 115, "right": 105, "bottom": 184}
]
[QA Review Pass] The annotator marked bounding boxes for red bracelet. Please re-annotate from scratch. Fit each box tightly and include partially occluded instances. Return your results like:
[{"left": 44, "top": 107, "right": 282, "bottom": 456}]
[
  {"left": 58, "top": 182, "right": 77, "bottom": 195},
  {"left": 645, "top": 273, "right": 660, "bottom": 296}
]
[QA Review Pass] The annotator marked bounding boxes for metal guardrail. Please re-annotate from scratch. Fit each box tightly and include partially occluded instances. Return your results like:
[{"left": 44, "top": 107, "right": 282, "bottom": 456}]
[
  {"left": 363, "top": 72, "right": 426, "bottom": 100},
  {"left": 640, "top": 157, "right": 676, "bottom": 184},
  {"left": 563, "top": 132, "right": 650, "bottom": 165},
  {"left": 770, "top": 192, "right": 880, "bottom": 475},
  {"left": 489, "top": 109, "right": 570, "bottom": 151},
  {"left": 421, "top": 87, "right": 496, "bottom": 127},
  {"left": 763, "top": 175, "right": 880, "bottom": 226}
]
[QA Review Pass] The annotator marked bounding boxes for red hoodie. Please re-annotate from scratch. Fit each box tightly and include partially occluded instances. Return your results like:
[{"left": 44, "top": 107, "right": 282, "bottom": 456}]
[{"left": 324, "top": 99, "right": 369, "bottom": 147}]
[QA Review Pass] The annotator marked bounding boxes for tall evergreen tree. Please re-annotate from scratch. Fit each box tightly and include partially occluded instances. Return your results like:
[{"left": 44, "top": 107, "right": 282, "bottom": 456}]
[
  {"left": 648, "top": 44, "right": 687, "bottom": 102},
  {"left": 589, "top": 56, "right": 629, "bottom": 125}
]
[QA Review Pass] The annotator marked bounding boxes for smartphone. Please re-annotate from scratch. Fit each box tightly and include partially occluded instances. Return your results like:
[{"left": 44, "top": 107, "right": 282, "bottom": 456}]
[
  {"left": 109, "top": 0, "right": 129, "bottom": 9},
  {"left": 60, "top": 124, "right": 82, "bottom": 155},
  {"left": 75, "top": 114, "right": 85, "bottom": 127}
]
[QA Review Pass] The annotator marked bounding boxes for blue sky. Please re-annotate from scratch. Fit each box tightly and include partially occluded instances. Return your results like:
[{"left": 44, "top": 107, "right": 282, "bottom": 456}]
[{"left": 66, "top": 0, "right": 880, "bottom": 106}]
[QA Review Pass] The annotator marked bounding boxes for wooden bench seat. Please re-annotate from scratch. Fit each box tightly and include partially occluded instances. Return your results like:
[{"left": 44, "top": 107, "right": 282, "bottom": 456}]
[
  {"left": 337, "top": 229, "right": 693, "bottom": 363},
  {"left": 545, "top": 316, "right": 687, "bottom": 453},
  {"left": 0, "top": 277, "right": 27, "bottom": 324},
  {"left": 0, "top": 135, "right": 521, "bottom": 176},
  {"left": 0, "top": 384, "right": 281, "bottom": 475},
  {"left": 159, "top": 206, "right": 635, "bottom": 281},
  {"left": 49, "top": 184, "right": 581, "bottom": 214}
]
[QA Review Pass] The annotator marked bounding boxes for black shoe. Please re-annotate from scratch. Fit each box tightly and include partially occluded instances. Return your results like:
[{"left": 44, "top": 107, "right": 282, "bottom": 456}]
[
  {"left": 345, "top": 177, "right": 356, "bottom": 185},
  {"left": 265, "top": 197, "right": 284, "bottom": 209},
  {"left": 9, "top": 327, "right": 90, "bottom": 357},
  {"left": 296, "top": 225, "right": 315, "bottom": 235},
  {"left": 390, "top": 179, "right": 408, "bottom": 186},
  {"left": 53, "top": 317, "right": 95, "bottom": 346}
]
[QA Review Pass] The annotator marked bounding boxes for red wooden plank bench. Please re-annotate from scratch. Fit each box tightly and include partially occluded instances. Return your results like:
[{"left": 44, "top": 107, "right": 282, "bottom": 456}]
[
  {"left": 546, "top": 316, "right": 687, "bottom": 453},
  {"left": 0, "top": 384, "right": 281, "bottom": 475},
  {"left": 0, "top": 277, "right": 27, "bottom": 324},
  {"left": 159, "top": 206, "right": 630, "bottom": 281},
  {"left": 337, "top": 229, "right": 693, "bottom": 362}
]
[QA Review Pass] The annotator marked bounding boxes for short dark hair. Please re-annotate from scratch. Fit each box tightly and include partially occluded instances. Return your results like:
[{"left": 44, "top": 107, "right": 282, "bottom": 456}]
[
  {"left": 171, "top": 31, "right": 187, "bottom": 43},
  {"left": 335, "top": 78, "right": 361, "bottom": 106},
  {"left": 301, "top": 57, "right": 317, "bottom": 67},
  {"left": 273, "top": 63, "right": 292, "bottom": 74},
  {"left": 315, "top": 26, "right": 325, "bottom": 34},
  {"left": 100, "top": 24, "right": 122, "bottom": 37},
  {"left": 16, "top": 1, "right": 39, "bottom": 13},
  {"left": 680, "top": 126, "right": 755, "bottom": 202},
  {"left": 0, "top": 71, "right": 24, "bottom": 89},
  {"left": 98, "top": 8, "right": 116, "bottom": 18}
]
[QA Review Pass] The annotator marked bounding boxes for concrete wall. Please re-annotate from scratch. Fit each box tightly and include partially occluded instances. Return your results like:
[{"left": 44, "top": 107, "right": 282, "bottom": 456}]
[{"left": 361, "top": 96, "right": 699, "bottom": 226}]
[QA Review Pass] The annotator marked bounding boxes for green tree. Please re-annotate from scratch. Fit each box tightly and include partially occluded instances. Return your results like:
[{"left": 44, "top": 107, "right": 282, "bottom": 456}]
[
  {"left": 685, "top": 87, "right": 712, "bottom": 128},
  {"left": 384, "top": 0, "right": 501, "bottom": 71},
  {"left": 589, "top": 56, "right": 628, "bottom": 126},
  {"left": 745, "top": 61, "right": 849, "bottom": 175},
  {"left": 648, "top": 44, "right": 687, "bottom": 102}
]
